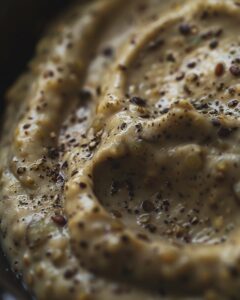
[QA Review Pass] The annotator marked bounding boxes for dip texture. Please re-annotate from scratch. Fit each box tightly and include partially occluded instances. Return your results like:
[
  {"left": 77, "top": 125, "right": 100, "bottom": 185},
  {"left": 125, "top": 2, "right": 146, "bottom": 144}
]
[{"left": 1, "top": 0, "right": 240, "bottom": 299}]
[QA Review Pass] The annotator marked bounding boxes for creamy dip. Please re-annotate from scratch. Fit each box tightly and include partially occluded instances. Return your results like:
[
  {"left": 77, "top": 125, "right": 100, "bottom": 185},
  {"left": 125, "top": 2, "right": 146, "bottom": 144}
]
[{"left": 1, "top": 0, "right": 240, "bottom": 299}]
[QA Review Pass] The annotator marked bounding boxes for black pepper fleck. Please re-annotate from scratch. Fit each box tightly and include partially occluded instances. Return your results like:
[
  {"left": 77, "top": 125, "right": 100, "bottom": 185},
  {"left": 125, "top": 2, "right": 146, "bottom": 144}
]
[
  {"left": 230, "top": 65, "right": 240, "bottom": 77},
  {"left": 179, "top": 23, "right": 191, "bottom": 35},
  {"left": 209, "top": 39, "right": 218, "bottom": 49},
  {"left": 130, "top": 96, "right": 147, "bottom": 107},
  {"left": 142, "top": 200, "right": 155, "bottom": 212},
  {"left": 79, "top": 182, "right": 87, "bottom": 189}
]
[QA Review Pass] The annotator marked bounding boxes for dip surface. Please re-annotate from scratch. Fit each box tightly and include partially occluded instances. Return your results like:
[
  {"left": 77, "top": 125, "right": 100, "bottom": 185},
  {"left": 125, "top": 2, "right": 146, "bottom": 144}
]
[{"left": 1, "top": 0, "right": 240, "bottom": 299}]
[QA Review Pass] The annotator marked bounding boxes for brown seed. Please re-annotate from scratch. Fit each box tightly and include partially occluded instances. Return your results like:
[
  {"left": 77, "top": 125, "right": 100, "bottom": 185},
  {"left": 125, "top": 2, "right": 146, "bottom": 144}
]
[
  {"left": 79, "top": 182, "right": 87, "bottom": 189},
  {"left": 187, "top": 61, "right": 196, "bottom": 69},
  {"left": 215, "top": 63, "right": 225, "bottom": 77},
  {"left": 179, "top": 23, "right": 191, "bottom": 35},
  {"left": 142, "top": 200, "right": 155, "bottom": 212},
  {"left": 43, "top": 70, "right": 54, "bottom": 78},
  {"left": 118, "top": 64, "right": 127, "bottom": 71},
  {"left": 71, "top": 170, "right": 78, "bottom": 177},
  {"left": 64, "top": 269, "right": 77, "bottom": 279},
  {"left": 130, "top": 96, "right": 147, "bottom": 107},
  {"left": 120, "top": 123, "right": 127, "bottom": 130},
  {"left": 102, "top": 46, "right": 114, "bottom": 57},
  {"left": 23, "top": 124, "right": 31, "bottom": 130},
  {"left": 209, "top": 39, "right": 218, "bottom": 49},
  {"left": 176, "top": 72, "right": 185, "bottom": 81},
  {"left": 79, "top": 89, "right": 92, "bottom": 101},
  {"left": 51, "top": 215, "right": 67, "bottom": 226},
  {"left": 228, "top": 99, "right": 239, "bottom": 108},
  {"left": 17, "top": 167, "right": 26, "bottom": 175},
  {"left": 230, "top": 65, "right": 240, "bottom": 77},
  {"left": 166, "top": 53, "right": 176, "bottom": 62}
]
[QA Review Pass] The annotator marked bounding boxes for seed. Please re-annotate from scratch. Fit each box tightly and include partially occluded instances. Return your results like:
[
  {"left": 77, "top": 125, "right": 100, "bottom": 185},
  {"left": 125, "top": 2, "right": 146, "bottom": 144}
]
[
  {"left": 51, "top": 215, "right": 67, "bottom": 227},
  {"left": 228, "top": 99, "right": 238, "bottom": 108},
  {"left": 176, "top": 72, "right": 185, "bottom": 81},
  {"left": 230, "top": 65, "right": 240, "bottom": 77},
  {"left": 141, "top": 200, "right": 155, "bottom": 212},
  {"left": 187, "top": 61, "right": 196, "bottom": 69},
  {"left": 209, "top": 39, "right": 218, "bottom": 49},
  {"left": 179, "top": 23, "right": 191, "bottom": 35},
  {"left": 102, "top": 46, "right": 114, "bottom": 57},
  {"left": 23, "top": 124, "right": 31, "bottom": 130},
  {"left": 215, "top": 63, "right": 224, "bottom": 77},
  {"left": 130, "top": 96, "right": 147, "bottom": 107},
  {"left": 79, "top": 182, "right": 87, "bottom": 189},
  {"left": 17, "top": 167, "right": 26, "bottom": 175}
]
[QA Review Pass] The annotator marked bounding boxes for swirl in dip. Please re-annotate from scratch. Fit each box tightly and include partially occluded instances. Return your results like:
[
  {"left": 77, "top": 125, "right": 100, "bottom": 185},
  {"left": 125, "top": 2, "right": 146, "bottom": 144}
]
[{"left": 1, "top": 0, "right": 240, "bottom": 299}]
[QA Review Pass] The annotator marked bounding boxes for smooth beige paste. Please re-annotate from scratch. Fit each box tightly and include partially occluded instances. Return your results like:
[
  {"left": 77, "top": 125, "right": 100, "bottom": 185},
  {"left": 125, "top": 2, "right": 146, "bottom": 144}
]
[{"left": 1, "top": 0, "right": 240, "bottom": 299}]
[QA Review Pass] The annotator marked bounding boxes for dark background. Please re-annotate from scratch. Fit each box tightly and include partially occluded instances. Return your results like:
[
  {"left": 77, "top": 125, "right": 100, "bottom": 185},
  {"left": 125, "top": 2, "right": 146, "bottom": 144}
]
[
  {"left": 0, "top": 1, "right": 72, "bottom": 299},
  {"left": 0, "top": 0, "right": 69, "bottom": 102}
]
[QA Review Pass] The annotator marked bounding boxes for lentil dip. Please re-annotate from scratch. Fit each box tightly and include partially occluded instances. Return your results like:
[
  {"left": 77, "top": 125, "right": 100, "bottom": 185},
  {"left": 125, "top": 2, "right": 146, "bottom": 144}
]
[{"left": 1, "top": 0, "right": 240, "bottom": 299}]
